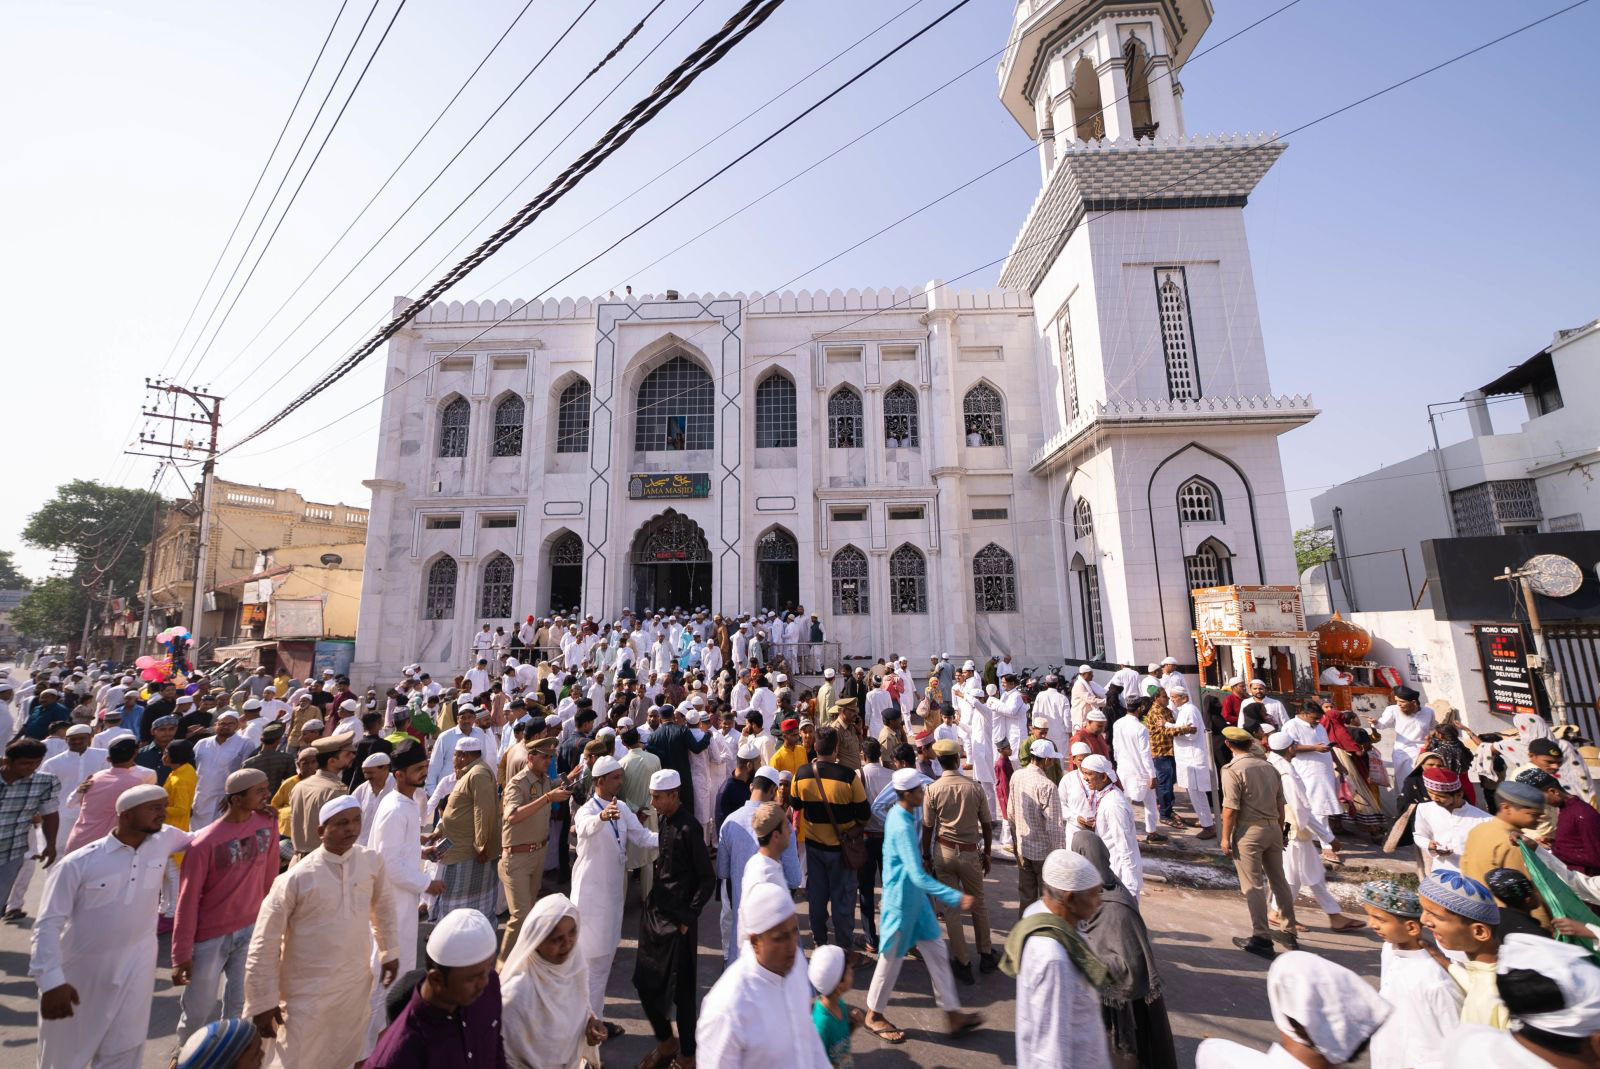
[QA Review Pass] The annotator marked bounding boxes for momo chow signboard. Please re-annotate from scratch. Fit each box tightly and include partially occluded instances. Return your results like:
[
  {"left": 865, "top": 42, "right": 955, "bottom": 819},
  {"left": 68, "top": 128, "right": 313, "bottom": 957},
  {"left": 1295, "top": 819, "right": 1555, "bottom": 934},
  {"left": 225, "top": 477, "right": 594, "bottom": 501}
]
[
  {"left": 628, "top": 473, "right": 710, "bottom": 500},
  {"left": 1473, "top": 624, "right": 1537, "bottom": 717}
]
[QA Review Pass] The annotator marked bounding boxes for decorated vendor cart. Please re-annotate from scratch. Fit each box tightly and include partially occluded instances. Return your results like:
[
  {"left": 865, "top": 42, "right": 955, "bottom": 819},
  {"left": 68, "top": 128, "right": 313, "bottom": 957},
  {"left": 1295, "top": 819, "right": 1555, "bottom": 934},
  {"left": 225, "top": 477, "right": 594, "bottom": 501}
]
[{"left": 1190, "top": 585, "right": 1319, "bottom": 696}]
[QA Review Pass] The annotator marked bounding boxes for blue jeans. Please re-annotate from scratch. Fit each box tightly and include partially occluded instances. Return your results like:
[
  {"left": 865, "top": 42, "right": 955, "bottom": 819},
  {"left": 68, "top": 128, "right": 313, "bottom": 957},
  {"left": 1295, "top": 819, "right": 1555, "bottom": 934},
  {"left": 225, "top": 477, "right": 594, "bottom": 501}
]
[
  {"left": 175, "top": 924, "right": 253, "bottom": 1049},
  {"left": 805, "top": 842, "right": 858, "bottom": 949},
  {"left": 0, "top": 853, "right": 26, "bottom": 910},
  {"left": 1153, "top": 756, "right": 1177, "bottom": 819}
]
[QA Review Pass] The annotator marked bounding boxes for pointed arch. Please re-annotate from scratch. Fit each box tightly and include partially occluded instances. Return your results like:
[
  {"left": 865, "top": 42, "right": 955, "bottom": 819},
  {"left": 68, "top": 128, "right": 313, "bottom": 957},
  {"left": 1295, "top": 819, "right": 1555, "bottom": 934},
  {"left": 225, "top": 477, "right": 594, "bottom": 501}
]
[
  {"left": 1070, "top": 551, "right": 1105, "bottom": 658},
  {"left": 1177, "top": 475, "right": 1223, "bottom": 523},
  {"left": 962, "top": 381, "right": 1006, "bottom": 446},
  {"left": 827, "top": 386, "right": 863, "bottom": 448},
  {"left": 491, "top": 391, "right": 525, "bottom": 457},
  {"left": 635, "top": 354, "right": 713, "bottom": 452},
  {"left": 1125, "top": 37, "right": 1155, "bottom": 136},
  {"left": 888, "top": 543, "right": 927, "bottom": 614},
  {"left": 1184, "top": 537, "right": 1234, "bottom": 593},
  {"left": 755, "top": 524, "right": 799, "bottom": 611},
  {"left": 882, "top": 383, "right": 920, "bottom": 448},
  {"left": 553, "top": 375, "right": 591, "bottom": 454},
  {"left": 422, "top": 554, "right": 458, "bottom": 620},
  {"left": 545, "top": 529, "right": 583, "bottom": 614},
  {"left": 479, "top": 553, "right": 515, "bottom": 619},
  {"left": 754, "top": 370, "right": 797, "bottom": 448},
  {"left": 1072, "top": 55, "right": 1104, "bottom": 140},
  {"left": 830, "top": 544, "right": 869, "bottom": 615},
  {"left": 973, "top": 542, "right": 1018, "bottom": 613},
  {"left": 438, "top": 395, "right": 469, "bottom": 457},
  {"left": 1073, "top": 496, "right": 1094, "bottom": 539}
]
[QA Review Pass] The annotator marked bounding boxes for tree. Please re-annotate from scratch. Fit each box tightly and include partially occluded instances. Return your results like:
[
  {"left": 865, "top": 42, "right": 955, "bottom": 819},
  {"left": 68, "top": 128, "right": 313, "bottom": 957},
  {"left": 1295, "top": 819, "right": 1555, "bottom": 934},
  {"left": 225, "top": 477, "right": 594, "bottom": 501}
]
[
  {"left": 0, "top": 550, "right": 31, "bottom": 590},
  {"left": 10, "top": 578, "right": 87, "bottom": 644},
  {"left": 1294, "top": 526, "right": 1335, "bottom": 575},
  {"left": 19, "top": 480, "right": 162, "bottom": 644}
]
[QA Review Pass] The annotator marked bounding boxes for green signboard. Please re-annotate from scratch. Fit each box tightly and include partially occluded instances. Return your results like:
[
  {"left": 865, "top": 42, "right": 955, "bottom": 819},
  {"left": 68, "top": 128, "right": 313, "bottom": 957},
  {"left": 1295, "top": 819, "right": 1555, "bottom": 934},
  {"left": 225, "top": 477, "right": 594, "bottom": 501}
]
[{"left": 628, "top": 473, "right": 710, "bottom": 500}]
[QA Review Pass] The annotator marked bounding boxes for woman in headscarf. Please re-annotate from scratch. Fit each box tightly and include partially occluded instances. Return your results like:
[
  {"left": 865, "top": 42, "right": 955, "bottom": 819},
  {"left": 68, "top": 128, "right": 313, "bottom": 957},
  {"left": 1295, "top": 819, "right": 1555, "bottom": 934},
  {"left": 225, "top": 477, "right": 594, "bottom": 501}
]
[
  {"left": 1069, "top": 830, "right": 1177, "bottom": 1069},
  {"left": 1320, "top": 705, "right": 1385, "bottom": 839},
  {"left": 501, "top": 894, "right": 606, "bottom": 1069},
  {"left": 1421, "top": 718, "right": 1478, "bottom": 806}
]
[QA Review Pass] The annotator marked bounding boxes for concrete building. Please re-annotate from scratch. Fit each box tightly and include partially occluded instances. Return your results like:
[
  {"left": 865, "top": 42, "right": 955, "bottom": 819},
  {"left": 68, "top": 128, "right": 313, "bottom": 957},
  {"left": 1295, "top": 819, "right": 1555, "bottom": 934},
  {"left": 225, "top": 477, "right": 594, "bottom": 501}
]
[
  {"left": 1309, "top": 316, "right": 1599, "bottom": 614},
  {"left": 143, "top": 477, "right": 369, "bottom": 647},
  {"left": 355, "top": 0, "right": 1316, "bottom": 681}
]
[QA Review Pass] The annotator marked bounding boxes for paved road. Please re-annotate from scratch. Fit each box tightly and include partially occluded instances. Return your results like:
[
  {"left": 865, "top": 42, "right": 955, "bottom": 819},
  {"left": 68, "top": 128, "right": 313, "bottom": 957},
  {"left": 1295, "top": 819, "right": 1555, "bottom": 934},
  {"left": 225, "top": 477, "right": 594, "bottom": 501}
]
[{"left": 0, "top": 833, "right": 1384, "bottom": 1067}]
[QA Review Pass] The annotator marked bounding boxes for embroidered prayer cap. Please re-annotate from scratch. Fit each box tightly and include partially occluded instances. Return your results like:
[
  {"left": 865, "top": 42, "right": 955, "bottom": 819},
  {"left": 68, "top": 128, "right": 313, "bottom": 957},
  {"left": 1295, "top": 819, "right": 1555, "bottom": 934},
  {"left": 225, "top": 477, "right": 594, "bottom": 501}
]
[
  {"left": 736, "top": 742, "right": 761, "bottom": 761},
  {"left": 752, "top": 801, "right": 786, "bottom": 837},
  {"left": 427, "top": 908, "right": 499, "bottom": 967},
  {"left": 740, "top": 881, "right": 796, "bottom": 937},
  {"left": 65, "top": 724, "right": 91, "bottom": 738},
  {"left": 823, "top": 668, "right": 836, "bottom": 679},
  {"left": 1419, "top": 869, "right": 1500, "bottom": 925},
  {"left": 1359, "top": 880, "right": 1421, "bottom": 918},
  {"left": 1267, "top": 732, "right": 1293, "bottom": 752},
  {"left": 224, "top": 768, "right": 267, "bottom": 795},
  {"left": 1070, "top": 741, "right": 1091, "bottom": 757},
  {"left": 339, "top": 699, "right": 360, "bottom": 712},
  {"left": 241, "top": 698, "right": 262, "bottom": 712},
  {"left": 115, "top": 783, "right": 168, "bottom": 814},
  {"left": 649, "top": 769, "right": 681, "bottom": 792},
  {"left": 361, "top": 752, "right": 391, "bottom": 769},
  {"left": 1484, "top": 867, "right": 1537, "bottom": 908},
  {"left": 455, "top": 736, "right": 483, "bottom": 754},
  {"left": 592, "top": 755, "right": 623, "bottom": 778},
  {"left": 1496, "top": 779, "right": 1547, "bottom": 810},
  {"left": 809, "top": 944, "right": 847, "bottom": 995},
  {"left": 177, "top": 1017, "right": 259, "bottom": 1069},
  {"left": 1031, "top": 717, "right": 1050, "bottom": 729},
  {"left": 1086, "top": 709, "right": 1107, "bottom": 722},
  {"left": 1498, "top": 933, "right": 1600, "bottom": 1037},
  {"left": 1042, "top": 848, "right": 1100, "bottom": 893},
  {"left": 891, "top": 768, "right": 930, "bottom": 792},
  {"left": 1515, "top": 767, "right": 1561, "bottom": 792},
  {"left": 1421, "top": 765, "right": 1461, "bottom": 792},
  {"left": 1267, "top": 951, "right": 1391, "bottom": 1063},
  {"left": 214, "top": 710, "right": 240, "bottom": 723},
  {"left": 318, "top": 795, "right": 362, "bottom": 827}
]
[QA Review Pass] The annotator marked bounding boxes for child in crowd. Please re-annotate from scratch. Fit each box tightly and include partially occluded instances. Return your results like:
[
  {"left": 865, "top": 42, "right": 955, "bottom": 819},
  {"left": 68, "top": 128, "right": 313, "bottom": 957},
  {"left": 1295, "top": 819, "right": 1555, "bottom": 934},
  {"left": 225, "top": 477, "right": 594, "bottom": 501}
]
[
  {"left": 1418, "top": 869, "right": 1507, "bottom": 1029},
  {"left": 809, "top": 944, "right": 861, "bottom": 1068},
  {"left": 1360, "top": 880, "right": 1463, "bottom": 1069}
]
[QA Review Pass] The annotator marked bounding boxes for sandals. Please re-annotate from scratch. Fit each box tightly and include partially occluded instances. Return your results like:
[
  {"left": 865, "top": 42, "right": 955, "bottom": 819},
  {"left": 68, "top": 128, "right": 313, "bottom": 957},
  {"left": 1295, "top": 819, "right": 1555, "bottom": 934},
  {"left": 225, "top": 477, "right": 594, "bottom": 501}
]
[
  {"left": 947, "top": 1012, "right": 984, "bottom": 1036},
  {"left": 1330, "top": 915, "right": 1365, "bottom": 931},
  {"left": 867, "top": 1020, "right": 907, "bottom": 1044}
]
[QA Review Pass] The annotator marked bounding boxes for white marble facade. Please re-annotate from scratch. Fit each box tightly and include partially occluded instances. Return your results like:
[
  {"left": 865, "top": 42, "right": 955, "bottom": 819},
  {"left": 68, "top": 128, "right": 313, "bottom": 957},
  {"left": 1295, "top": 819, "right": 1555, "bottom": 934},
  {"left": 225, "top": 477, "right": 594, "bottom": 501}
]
[{"left": 353, "top": 0, "right": 1317, "bottom": 681}]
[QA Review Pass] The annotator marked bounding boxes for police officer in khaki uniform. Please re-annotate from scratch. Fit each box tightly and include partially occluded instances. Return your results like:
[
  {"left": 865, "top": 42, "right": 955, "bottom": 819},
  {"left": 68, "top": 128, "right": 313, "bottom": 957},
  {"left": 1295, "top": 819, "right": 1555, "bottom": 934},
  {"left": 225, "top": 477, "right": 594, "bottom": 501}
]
[
  {"left": 920, "top": 738, "right": 996, "bottom": 983},
  {"left": 1219, "top": 725, "right": 1297, "bottom": 959},
  {"left": 498, "top": 736, "right": 569, "bottom": 960}
]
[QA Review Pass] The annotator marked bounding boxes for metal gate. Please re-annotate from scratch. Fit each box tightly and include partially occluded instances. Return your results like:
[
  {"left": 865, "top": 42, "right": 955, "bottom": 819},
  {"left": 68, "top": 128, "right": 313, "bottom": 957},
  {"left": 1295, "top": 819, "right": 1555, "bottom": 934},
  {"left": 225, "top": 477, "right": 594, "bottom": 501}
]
[{"left": 1547, "top": 624, "right": 1600, "bottom": 741}]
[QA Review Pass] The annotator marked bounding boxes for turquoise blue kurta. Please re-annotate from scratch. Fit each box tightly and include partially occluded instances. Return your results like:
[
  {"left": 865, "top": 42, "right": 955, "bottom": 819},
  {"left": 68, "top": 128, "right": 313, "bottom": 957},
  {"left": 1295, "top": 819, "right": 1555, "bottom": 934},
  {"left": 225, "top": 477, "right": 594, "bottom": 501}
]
[{"left": 879, "top": 803, "right": 962, "bottom": 957}]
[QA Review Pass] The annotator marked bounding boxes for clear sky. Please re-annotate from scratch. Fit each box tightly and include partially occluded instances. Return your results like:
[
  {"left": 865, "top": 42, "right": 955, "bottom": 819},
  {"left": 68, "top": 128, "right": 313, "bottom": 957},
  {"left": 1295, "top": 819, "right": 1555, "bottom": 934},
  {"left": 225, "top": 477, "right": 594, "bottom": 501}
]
[{"left": 4, "top": 0, "right": 1595, "bottom": 579}]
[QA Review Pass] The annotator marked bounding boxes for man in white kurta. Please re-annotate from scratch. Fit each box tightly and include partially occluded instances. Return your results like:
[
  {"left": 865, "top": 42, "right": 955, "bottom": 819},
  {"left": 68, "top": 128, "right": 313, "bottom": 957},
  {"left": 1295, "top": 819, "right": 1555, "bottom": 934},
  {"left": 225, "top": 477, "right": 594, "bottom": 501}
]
[
  {"left": 863, "top": 679, "right": 894, "bottom": 742},
  {"left": 1370, "top": 688, "right": 1436, "bottom": 790},
  {"left": 40, "top": 727, "right": 106, "bottom": 853},
  {"left": 1111, "top": 707, "right": 1161, "bottom": 837},
  {"left": 1031, "top": 678, "right": 1072, "bottom": 754},
  {"left": 190, "top": 713, "right": 252, "bottom": 831},
  {"left": 572, "top": 755, "right": 658, "bottom": 1020},
  {"left": 1247, "top": 680, "right": 1289, "bottom": 728},
  {"left": 244, "top": 796, "right": 399, "bottom": 1069},
  {"left": 31, "top": 784, "right": 189, "bottom": 1069},
  {"left": 1011, "top": 850, "right": 1113, "bottom": 1069},
  {"left": 1265, "top": 733, "right": 1348, "bottom": 923},
  {"left": 1169, "top": 688, "right": 1216, "bottom": 833},
  {"left": 1070, "top": 667, "right": 1104, "bottom": 732},
  {"left": 1410, "top": 765, "right": 1491, "bottom": 874},
  {"left": 1077, "top": 756, "right": 1143, "bottom": 896},
  {"left": 364, "top": 744, "right": 440, "bottom": 1051},
  {"left": 991, "top": 675, "right": 1029, "bottom": 756},
  {"left": 1282, "top": 706, "right": 1343, "bottom": 821},
  {"left": 426, "top": 707, "right": 499, "bottom": 795}
]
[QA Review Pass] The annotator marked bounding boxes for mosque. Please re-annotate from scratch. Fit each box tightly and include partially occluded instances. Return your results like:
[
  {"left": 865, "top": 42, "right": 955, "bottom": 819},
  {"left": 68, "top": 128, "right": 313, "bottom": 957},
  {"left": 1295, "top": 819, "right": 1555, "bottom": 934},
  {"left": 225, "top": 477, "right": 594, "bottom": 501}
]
[{"left": 352, "top": 0, "right": 1316, "bottom": 682}]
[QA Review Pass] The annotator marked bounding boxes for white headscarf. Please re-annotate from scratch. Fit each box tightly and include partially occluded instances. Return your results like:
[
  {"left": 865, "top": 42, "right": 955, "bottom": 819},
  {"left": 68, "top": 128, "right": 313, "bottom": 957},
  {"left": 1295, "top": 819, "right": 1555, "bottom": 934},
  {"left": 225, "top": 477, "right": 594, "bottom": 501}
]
[
  {"left": 1268, "top": 951, "right": 1390, "bottom": 1062},
  {"left": 501, "top": 894, "right": 591, "bottom": 1069},
  {"left": 1500, "top": 933, "right": 1600, "bottom": 1037}
]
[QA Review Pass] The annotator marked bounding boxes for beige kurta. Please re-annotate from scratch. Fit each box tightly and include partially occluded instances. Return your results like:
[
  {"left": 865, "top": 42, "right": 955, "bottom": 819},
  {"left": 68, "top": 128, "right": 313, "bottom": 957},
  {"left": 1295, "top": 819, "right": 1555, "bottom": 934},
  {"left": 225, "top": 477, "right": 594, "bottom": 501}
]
[{"left": 244, "top": 845, "right": 399, "bottom": 1068}]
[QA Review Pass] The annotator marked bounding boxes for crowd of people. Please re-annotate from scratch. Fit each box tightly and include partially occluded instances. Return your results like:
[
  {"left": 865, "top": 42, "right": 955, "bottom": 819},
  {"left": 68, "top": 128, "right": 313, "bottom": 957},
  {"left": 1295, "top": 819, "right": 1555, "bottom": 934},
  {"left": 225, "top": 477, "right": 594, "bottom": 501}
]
[{"left": 3, "top": 609, "right": 1600, "bottom": 1068}]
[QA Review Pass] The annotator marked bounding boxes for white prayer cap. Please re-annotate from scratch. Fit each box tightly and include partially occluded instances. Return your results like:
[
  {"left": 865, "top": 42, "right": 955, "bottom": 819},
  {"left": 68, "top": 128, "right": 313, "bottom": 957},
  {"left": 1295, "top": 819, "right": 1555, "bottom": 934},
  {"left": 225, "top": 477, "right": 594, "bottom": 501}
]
[
  {"left": 597, "top": 727, "right": 616, "bottom": 739},
  {"left": 1086, "top": 709, "right": 1106, "bottom": 722},
  {"left": 1225, "top": 676, "right": 1243, "bottom": 687},
  {"left": 1077, "top": 664, "right": 1093, "bottom": 675},
  {"left": 362, "top": 752, "right": 391, "bottom": 769},
  {"left": 215, "top": 710, "right": 239, "bottom": 723},
  {"left": 1070, "top": 741, "right": 1092, "bottom": 756},
  {"left": 753, "top": 765, "right": 780, "bottom": 786},
  {"left": 1160, "top": 657, "right": 1178, "bottom": 666},
  {"left": 427, "top": 908, "right": 499, "bottom": 967},
  {"left": 1030, "top": 740, "right": 1061, "bottom": 761},
  {"left": 1030, "top": 715, "right": 1051, "bottom": 730},
  {"left": 1080, "top": 754, "right": 1114, "bottom": 777},
  {"left": 1249, "top": 678, "right": 1267, "bottom": 688},
  {"left": 891, "top": 767, "right": 929, "bottom": 791},
  {"left": 690, "top": 694, "right": 705, "bottom": 707},
  {"left": 318, "top": 795, "right": 362, "bottom": 826},
  {"left": 736, "top": 742, "right": 761, "bottom": 761},
  {"left": 592, "top": 755, "right": 623, "bottom": 778},
  {"left": 685, "top": 711, "right": 702, "bottom": 725},
  {"left": 1267, "top": 732, "right": 1293, "bottom": 752},
  {"left": 649, "top": 769, "right": 681, "bottom": 792},
  {"left": 617, "top": 717, "right": 635, "bottom": 730},
  {"left": 962, "top": 660, "right": 976, "bottom": 671},
  {"left": 241, "top": 698, "right": 263, "bottom": 712},
  {"left": 740, "top": 881, "right": 796, "bottom": 937},
  {"left": 65, "top": 724, "right": 92, "bottom": 737},
  {"left": 1267, "top": 951, "right": 1391, "bottom": 1062},
  {"left": 809, "top": 944, "right": 847, "bottom": 995},
  {"left": 456, "top": 737, "right": 483, "bottom": 754},
  {"left": 1499, "top": 933, "right": 1600, "bottom": 1037},
  {"left": 773, "top": 672, "right": 787, "bottom": 683},
  {"left": 1146, "top": 663, "right": 1160, "bottom": 673},
  {"left": 1042, "top": 848, "right": 1100, "bottom": 893},
  {"left": 986, "top": 684, "right": 999, "bottom": 696},
  {"left": 823, "top": 668, "right": 835, "bottom": 679},
  {"left": 779, "top": 770, "right": 793, "bottom": 783},
  {"left": 322, "top": 668, "right": 335, "bottom": 677},
  {"left": 302, "top": 718, "right": 325, "bottom": 732},
  {"left": 176, "top": 695, "right": 195, "bottom": 707},
  {"left": 115, "top": 783, "right": 168, "bottom": 814},
  {"left": 339, "top": 699, "right": 359, "bottom": 712}
]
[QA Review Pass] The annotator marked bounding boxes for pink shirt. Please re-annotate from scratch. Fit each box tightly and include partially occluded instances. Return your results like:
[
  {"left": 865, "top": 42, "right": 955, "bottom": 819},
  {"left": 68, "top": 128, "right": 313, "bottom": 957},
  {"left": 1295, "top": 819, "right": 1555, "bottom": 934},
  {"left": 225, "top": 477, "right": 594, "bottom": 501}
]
[
  {"left": 171, "top": 811, "right": 279, "bottom": 966},
  {"left": 63, "top": 765, "right": 157, "bottom": 853}
]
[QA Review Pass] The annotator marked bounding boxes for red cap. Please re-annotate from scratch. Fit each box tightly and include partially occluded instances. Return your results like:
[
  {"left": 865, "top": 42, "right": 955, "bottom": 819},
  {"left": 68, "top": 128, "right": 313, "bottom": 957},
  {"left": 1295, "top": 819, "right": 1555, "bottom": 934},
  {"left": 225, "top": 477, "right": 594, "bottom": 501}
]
[
  {"left": 1422, "top": 765, "right": 1461, "bottom": 792},
  {"left": 913, "top": 729, "right": 934, "bottom": 745},
  {"left": 780, "top": 718, "right": 799, "bottom": 733}
]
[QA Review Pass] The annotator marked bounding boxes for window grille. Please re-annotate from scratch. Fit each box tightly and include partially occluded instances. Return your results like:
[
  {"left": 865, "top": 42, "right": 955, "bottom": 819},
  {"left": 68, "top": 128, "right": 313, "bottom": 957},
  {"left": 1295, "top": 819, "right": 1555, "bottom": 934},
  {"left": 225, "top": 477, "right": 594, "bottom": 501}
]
[
  {"left": 831, "top": 546, "right": 869, "bottom": 615},
  {"left": 973, "top": 542, "right": 1018, "bottom": 612},
  {"left": 828, "top": 388, "right": 863, "bottom": 448},
  {"left": 883, "top": 385, "right": 919, "bottom": 447},
  {"left": 551, "top": 533, "right": 584, "bottom": 566},
  {"left": 1079, "top": 565, "right": 1105, "bottom": 658},
  {"left": 424, "top": 557, "right": 457, "bottom": 619},
  {"left": 962, "top": 384, "right": 1006, "bottom": 446},
  {"left": 1451, "top": 480, "right": 1543, "bottom": 536},
  {"left": 1155, "top": 268, "right": 1199, "bottom": 401},
  {"left": 634, "top": 512, "right": 710, "bottom": 563},
  {"left": 756, "top": 528, "right": 798, "bottom": 562},
  {"left": 754, "top": 373, "right": 797, "bottom": 448},
  {"left": 479, "top": 555, "right": 514, "bottom": 618},
  {"left": 1184, "top": 542, "right": 1233, "bottom": 591},
  {"left": 555, "top": 380, "right": 591, "bottom": 454},
  {"left": 493, "top": 395, "right": 525, "bottom": 457},
  {"left": 1178, "top": 478, "right": 1219, "bottom": 523},
  {"left": 439, "top": 398, "right": 470, "bottom": 457},
  {"left": 1073, "top": 497, "right": 1094, "bottom": 539},
  {"left": 972, "top": 508, "right": 1008, "bottom": 520},
  {"left": 888, "top": 544, "right": 927, "bottom": 614},
  {"left": 635, "top": 357, "right": 713, "bottom": 451},
  {"left": 1060, "top": 312, "right": 1079, "bottom": 422}
]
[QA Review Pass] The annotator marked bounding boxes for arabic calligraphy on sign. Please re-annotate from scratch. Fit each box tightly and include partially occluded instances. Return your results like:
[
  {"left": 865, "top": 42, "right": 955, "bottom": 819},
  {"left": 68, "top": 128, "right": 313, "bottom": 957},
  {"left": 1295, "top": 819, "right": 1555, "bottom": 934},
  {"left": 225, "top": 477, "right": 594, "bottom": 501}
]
[{"left": 628, "top": 473, "right": 710, "bottom": 499}]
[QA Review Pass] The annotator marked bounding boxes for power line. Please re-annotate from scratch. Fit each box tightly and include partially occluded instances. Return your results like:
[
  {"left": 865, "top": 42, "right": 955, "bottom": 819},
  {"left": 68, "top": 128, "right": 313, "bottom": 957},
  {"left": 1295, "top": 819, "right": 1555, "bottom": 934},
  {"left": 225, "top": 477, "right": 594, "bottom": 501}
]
[{"left": 228, "top": 0, "right": 790, "bottom": 449}]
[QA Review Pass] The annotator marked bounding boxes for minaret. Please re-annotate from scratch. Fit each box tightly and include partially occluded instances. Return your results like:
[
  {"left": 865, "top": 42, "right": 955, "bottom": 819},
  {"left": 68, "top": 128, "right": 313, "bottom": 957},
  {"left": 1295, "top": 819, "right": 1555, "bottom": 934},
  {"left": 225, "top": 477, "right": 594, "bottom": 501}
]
[{"left": 998, "top": 0, "right": 1317, "bottom": 671}]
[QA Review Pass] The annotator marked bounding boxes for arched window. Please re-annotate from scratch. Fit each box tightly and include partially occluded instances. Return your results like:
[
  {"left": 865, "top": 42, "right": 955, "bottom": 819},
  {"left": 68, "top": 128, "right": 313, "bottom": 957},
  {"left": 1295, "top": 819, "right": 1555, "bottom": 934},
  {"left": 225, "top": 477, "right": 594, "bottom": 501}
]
[
  {"left": 479, "top": 554, "right": 515, "bottom": 618},
  {"left": 828, "top": 387, "right": 863, "bottom": 449},
  {"left": 1072, "top": 56, "right": 1105, "bottom": 140},
  {"left": 635, "top": 356, "right": 713, "bottom": 452},
  {"left": 548, "top": 532, "right": 583, "bottom": 614},
  {"left": 1184, "top": 539, "right": 1234, "bottom": 592},
  {"left": 883, "top": 385, "right": 919, "bottom": 448},
  {"left": 1072, "top": 553, "right": 1105, "bottom": 659},
  {"left": 962, "top": 384, "right": 1005, "bottom": 447},
  {"left": 831, "top": 545, "right": 869, "bottom": 615},
  {"left": 1178, "top": 477, "right": 1221, "bottom": 523},
  {"left": 1073, "top": 497, "right": 1094, "bottom": 539},
  {"left": 754, "top": 372, "right": 797, "bottom": 448},
  {"left": 973, "top": 542, "right": 1018, "bottom": 613},
  {"left": 492, "top": 395, "right": 524, "bottom": 457},
  {"left": 438, "top": 397, "right": 469, "bottom": 458},
  {"left": 555, "top": 379, "right": 591, "bottom": 454},
  {"left": 888, "top": 544, "right": 927, "bottom": 614},
  {"left": 1156, "top": 268, "right": 1200, "bottom": 401},
  {"left": 1126, "top": 39, "right": 1155, "bottom": 137},
  {"left": 423, "top": 556, "right": 457, "bottom": 619}
]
